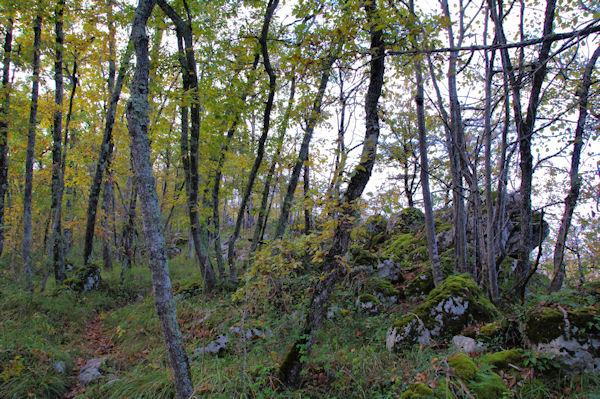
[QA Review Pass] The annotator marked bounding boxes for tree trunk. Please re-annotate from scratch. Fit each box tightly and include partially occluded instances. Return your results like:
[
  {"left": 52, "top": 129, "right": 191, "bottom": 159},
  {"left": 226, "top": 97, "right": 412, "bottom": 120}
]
[
  {"left": 250, "top": 73, "right": 296, "bottom": 253},
  {"left": 227, "top": 0, "right": 279, "bottom": 282},
  {"left": 23, "top": 14, "right": 42, "bottom": 292},
  {"left": 303, "top": 163, "right": 311, "bottom": 235},
  {"left": 127, "top": 1, "right": 194, "bottom": 397},
  {"left": 411, "top": 0, "right": 443, "bottom": 287},
  {"left": 61, "top": 59, "right": 78, "bottom": 257},
  {"left": 279, "top": 3, "right": 384, "bottom": 386},
  {"left": 548, "top": 44, "right": 600, "bottom": 292},
  {"left": 121, "top": 180, "right": 137, "bottom": 284},
  {"left": 0, "top": 16, "right": 12, "bottom": 258},
  {"left": 158, "top": 0, "right": 216, "bottom": 289},
  {"left": 83, "top": 39, "right": 133, "bottom": 265},
  {"left": 50, "top": 0, "right": 66, "bottom": 283},
  {"left": 274, "top": 54, "right": 336, "bottom": 239}
]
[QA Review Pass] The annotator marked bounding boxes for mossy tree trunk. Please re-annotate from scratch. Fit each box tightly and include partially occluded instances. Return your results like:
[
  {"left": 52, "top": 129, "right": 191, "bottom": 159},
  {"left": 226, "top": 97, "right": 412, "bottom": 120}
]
[
  {"left": 279, "top": 2, "right": 385, "bottom": 386},
  {"left": 127, "top": 0, "right": 194, "bottom": 397}
]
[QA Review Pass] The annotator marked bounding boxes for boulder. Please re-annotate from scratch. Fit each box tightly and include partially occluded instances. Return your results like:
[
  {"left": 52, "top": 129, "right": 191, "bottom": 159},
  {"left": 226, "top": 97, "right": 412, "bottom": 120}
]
[
  {"left": 386, "top": 274, "right": 498, "bottom": 351},
  {"left": 375, "top": 259, "right": 404, "bottom": 284},
  {"left": 356, "top": 294, "right": 381, "bottom": 314},
  {"left": 524, "top": 306, "right": 600, "bottom": 374},
  {"left": 62, "top": 264, "right": 103, "bottom": 293}
]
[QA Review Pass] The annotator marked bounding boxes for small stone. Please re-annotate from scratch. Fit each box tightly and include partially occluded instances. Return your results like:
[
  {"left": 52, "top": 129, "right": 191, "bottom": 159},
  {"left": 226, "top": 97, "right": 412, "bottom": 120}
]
[
  {"left": 452, "top": 335, "right": 486, "bottom": 353},
  {"left": 193, "top": 335, "right": 228, "bottom": 357},
  {"left": 78, "top": 357, "right": 106, "bottom": 386},
  {"left": 53, "top": 361, "right": 66, "bottom": 374}
]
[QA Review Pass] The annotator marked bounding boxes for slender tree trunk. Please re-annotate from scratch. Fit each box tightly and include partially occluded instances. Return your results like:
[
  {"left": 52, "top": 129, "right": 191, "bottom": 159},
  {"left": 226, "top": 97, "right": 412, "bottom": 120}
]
[
  {"left": 411, "top": 0, "right": 443, "bottom": 287},
  {"left": 548, "top": 45, "right": 600, "bottom": 292},
  {"left": 83, "top": 39, "right": 133, "bottom": 265},
  {"left": 211, "top": 54, "right": 260, "bottom": 277},
  {"left": 489, "top": 0, "right": 557, "bottom": 298},
  {"left": 127, "top": 1, "right": 193, "bottom": 397},
  {"left": 61, "top": 59, "right": 78, "bottom": 257},
  {"left": 0, "top": 16, "right": 13, "bottom": 258},
  {"left": 158, "top": 0, "right": 216, "bottom": 289},
  {"left": 49, "top": 0, "right": 66, "bottom": 283},
  {"left": 279, "top": 3, "right": 384, "bottom": 385},
  {"left": 250, "top": 73, "right": 296, "bottom": 253},
  {"left": 483, "top": 15, "right": 499, "bottom": 298},
  {"left": 121, "top": 181, "right": 137, "bottom": 283},
  {"left": 102, "top": 167, "right": 114, "bottom": 271},
  {"left": 303, "top": 163, "right": 311, "bottom": 235},
  {"left": 274, "top": 55, "right": 336, "bottom": 239},
  {"left": 227, "top": 0, "right": 279, "bottom": 281},
  {"left": 23, "top": 14, "right": 42, "bottom": 292}
]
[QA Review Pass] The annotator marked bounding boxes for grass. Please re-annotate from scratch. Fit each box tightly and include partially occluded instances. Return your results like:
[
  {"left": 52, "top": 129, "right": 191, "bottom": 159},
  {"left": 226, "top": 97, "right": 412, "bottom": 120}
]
[{"left": 1, "top": 251, "right": 600, "bottom": 398}]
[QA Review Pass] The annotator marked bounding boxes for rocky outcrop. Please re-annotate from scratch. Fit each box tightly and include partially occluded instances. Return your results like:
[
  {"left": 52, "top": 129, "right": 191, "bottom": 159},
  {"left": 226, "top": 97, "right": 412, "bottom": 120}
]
[
  {"left": 78, "top": 357, "right": 106, "bottom": 386},
  {"left": 386, "top": 274, "right": 498, "bottom": 351},
  {"left": 524, "top": 306, "right": 600, "bottom": 374},
  {"left": 59, "top": 264, "right": 103, "bottom": 293}
]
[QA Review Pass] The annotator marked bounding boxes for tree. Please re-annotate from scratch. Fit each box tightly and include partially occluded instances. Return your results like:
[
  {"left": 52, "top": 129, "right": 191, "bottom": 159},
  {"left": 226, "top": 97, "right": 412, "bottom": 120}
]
[{"left": 127, "top": 0, "right": 193, "bottom": 396}]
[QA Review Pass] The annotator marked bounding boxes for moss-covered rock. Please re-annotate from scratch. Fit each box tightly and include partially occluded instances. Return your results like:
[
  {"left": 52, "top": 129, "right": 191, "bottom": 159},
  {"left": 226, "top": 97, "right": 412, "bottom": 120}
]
[
  {"left": 403, "top": 268, "right": 436, "bottom": 298},
  {"left": 524, "top": 305, "right": 600, "bottom": 374},
  {"left": 387, "top": 274, "right": 498, "bottom": 351},
  {"left": 356, "top": 293, "right": 381, "bottom": 314},
  {"left": 481, "top": 349, "right": 523, "bottom": 369},
  {"left": 174, "top": 280, "right": 203, "bottom": 298},
  {"left": 354, "top": 214, "right": 389, "bottom": 250},
  {"left": 349, "top": 244, "right": 380, "bottom": 267},
  {"left": 382, "top": 233, "right": 427, "bottom": 266},
  {"left": 475, "top": 318, "right": 522, "bottom": 348},
  {"left": 387, "top": 207, "right": 425, "bottom": 236},
  {"left": 58, "top": 263, "right": 103, "bottom": 293}
]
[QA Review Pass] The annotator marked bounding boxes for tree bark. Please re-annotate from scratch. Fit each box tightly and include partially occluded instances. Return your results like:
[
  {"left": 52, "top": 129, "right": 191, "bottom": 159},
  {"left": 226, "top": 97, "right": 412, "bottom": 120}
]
[
  {"left": 127, "top": 1, "right": 194, "bottom": 397},
  {"left": 0, "top": 16, "right": 12, "bottom": 258},
  {"left": 274, "top": 55, "right": 336, "bottom": 239},
  {"left": 83, "top": 38, "right": 133, "bottom": 265},
  {"left": 49, "top": 0, "right": 66, "bottom": 283},
  {"left": 158, "top": 0, "right": 216, "bottom": 289},
  {"left": 23, "top": 14, "right": 42, "bottom": 292},
  {"left": 279, "top": 2, "right": 385, "bottom": 386},
  {"left": 227, "top": 0, "right": 279, "bottom": 281},
  {"left": 548, "top": 44, "right": 600, "bottom": 292},
  {"left": 411, "top": 0, "right": 443, "bottom": 286}
]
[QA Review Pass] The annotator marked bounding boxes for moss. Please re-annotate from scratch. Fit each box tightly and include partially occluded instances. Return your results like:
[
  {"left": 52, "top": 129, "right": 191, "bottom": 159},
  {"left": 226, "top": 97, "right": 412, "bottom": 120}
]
[
  {"left": 350, "top": 244, "right": 379, "bottom": 267},
  {"left": 358, "top": 293, "right": 381, "bottom": 304},
  {"left": 525, "top": 307, "right": 565, "bottom": 344},
  {"left": 449, "top": 354, "right": 510, "bottom": 399},
  {"left": 449, "top": 353, "right": 478, "bottom": 379},
  {"left": 433, "top": 378, "right": 455, "bottom": 398},
  {"left": 434, "top": 218, "right": 453, "bottom": 233},
  {"left": 400, "top": 382, "right": 433, "bottom": 399},
  {"left": 403, "top": 268, "right": 435, "bottom": 298},
  {"left": 368, "top": 277, "right": 398, "bottom": 297},
  {"left": 470, "top": 370, "right": 510, "bottom": 399},
  {"left": 568, "top": 307, "right": 599, "bottom": 331},
  {"left": 174, "top": 280, "right": 203, "bottom": 298},
  {"left": 389, "top": 207, "right": 425, "bottom": 236},
  {"left": 407, "top": 246, "right": 428, "bottom": 262},
  {"left": 383, "top": 233, "right": 427, "bottom": 264},
  {"left": 481, "top": 349, "right": 523, "bottom": 369}
]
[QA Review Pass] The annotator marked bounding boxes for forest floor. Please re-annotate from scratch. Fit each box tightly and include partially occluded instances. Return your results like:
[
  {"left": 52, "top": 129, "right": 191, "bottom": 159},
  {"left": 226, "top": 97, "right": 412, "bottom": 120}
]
[{"left": 1, "top": 250, "right": 600, "bottom": 398}]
